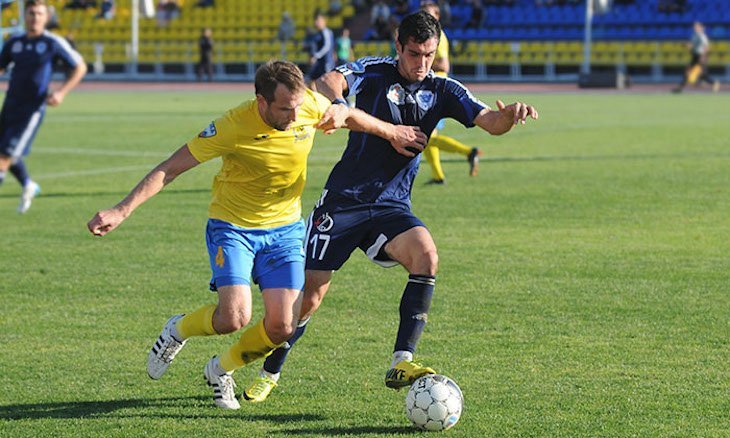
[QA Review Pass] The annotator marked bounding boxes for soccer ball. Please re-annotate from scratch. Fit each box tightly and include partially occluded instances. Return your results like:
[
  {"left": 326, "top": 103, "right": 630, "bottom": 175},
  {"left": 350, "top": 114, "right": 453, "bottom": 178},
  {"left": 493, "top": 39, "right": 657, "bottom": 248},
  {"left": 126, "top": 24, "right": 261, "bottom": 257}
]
[{"left": 405, "top": 374, "right": 463, "bottom": 431}]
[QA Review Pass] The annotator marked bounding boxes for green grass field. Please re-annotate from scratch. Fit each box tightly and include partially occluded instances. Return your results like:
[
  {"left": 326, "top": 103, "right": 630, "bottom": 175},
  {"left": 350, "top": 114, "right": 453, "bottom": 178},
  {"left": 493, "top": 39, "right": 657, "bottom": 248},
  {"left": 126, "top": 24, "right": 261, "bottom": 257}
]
[{"left": 1, "top": 88, "right": 728, "bottom": 437}]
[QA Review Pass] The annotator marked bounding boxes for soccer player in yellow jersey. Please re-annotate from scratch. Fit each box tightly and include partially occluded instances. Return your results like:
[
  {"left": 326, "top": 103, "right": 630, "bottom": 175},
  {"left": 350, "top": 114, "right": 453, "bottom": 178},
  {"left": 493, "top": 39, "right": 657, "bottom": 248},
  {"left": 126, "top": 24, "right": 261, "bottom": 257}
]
[
  {"left": 421, "top": 1, "right": 482, "bottom": 185},
  {"left": 87, "top": 61, "right": 427, "bottom": 409}
]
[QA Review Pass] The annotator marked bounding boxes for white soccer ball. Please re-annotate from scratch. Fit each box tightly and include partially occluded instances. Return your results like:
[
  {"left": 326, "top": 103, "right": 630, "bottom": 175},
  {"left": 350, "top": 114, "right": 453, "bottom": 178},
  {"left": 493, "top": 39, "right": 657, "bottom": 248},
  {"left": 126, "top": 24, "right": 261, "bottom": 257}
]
[{"left": 405, "top": 374, "right": 463, "bottom": 431}]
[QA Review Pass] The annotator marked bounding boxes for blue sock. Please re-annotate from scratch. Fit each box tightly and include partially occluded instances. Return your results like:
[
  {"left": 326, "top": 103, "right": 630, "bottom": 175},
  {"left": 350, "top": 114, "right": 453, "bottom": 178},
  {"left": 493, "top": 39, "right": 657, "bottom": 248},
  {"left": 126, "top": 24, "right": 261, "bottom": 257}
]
[
  {"left": 262, "top": 318, "right": 309, "bottom": 374},
  {"left": 10, "top": 160, "right": 30, "bottom": 187},
  {"left": 394, "top": 274, "right": 435, "bottom": 354}
]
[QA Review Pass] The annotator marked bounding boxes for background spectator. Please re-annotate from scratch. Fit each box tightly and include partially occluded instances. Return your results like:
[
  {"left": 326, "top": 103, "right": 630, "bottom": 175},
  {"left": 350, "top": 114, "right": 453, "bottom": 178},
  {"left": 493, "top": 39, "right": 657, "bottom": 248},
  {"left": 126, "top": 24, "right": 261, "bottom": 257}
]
[
  {"left": 278, "top": 11, "right": 295, "bottom": 43},
  {"left": 335, "top": 27, "right": 354, "bottom": 66},
  {"left": 465, "top": 0, "right": 484, "bottom": 29},
  {"left": 97, "top": 0, "right": 115, "bottom": 20},
  {"left": 46, "top": 5, "right": 60, "bottom": 29},
  {"left": 370, "top": 0, "right": 392, "bottom": 40},
  {"left": 197, "top": 27, "right": 214, "bottom": 82}
]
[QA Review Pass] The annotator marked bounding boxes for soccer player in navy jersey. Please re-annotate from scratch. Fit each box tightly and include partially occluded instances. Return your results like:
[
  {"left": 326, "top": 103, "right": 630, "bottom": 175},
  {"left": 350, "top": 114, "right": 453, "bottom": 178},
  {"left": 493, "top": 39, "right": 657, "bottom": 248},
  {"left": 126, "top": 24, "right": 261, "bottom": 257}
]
[
  {"left": 0, "top": 0, "right": 87, "bottom": 213},
  {"left": 243, "top": 10, "right": 538, "bottom": 402}
]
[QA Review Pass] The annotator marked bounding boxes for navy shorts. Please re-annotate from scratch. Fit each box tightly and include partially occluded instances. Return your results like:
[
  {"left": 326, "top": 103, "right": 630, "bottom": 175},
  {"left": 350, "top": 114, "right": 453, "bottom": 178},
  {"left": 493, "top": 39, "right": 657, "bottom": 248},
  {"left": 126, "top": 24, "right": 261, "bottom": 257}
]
[
  {"left": 0, "top": 106, "right": 45, "bottom": 160},
  {"left": 304, "top": 191, "right": 426, "bottom": 271}
]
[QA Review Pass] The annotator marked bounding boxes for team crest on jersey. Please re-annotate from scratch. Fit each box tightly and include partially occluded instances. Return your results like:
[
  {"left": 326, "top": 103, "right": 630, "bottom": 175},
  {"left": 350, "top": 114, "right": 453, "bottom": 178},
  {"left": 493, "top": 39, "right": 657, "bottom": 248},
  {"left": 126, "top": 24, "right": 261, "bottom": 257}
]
[
  {"left": 415, "top": 90, "right": 435, "bottom": 111},
  {"left": 293, "top": 126, "right": 310, "bottom": 142},
  {"left": 11, "top": 41, "right": 22, "bottom": 54},
  {"left": 35, "top": 41, "right": 47, "bottom": 54},
  {"left": 387, "top": 84, "right": 406, "bottom": 105},
  {"left": 314, "top": 212, "right": 334, "bottom": 232},
  {"left": 345, "top": 61, "right": 365, "bottom": 74},
  {"left": 198, "top": 122, "right": 217, "bottom": 138}
]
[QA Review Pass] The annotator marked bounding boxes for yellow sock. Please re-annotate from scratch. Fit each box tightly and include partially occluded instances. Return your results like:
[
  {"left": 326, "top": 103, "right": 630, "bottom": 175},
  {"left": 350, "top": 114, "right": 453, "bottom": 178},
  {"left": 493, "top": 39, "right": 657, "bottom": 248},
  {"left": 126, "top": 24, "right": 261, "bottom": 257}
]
[
  {"left": 423, "top": 143, "right": 445, "bottom": 181},
  {"left": 176, "top": 304, "right": 217, "bottom": 339},
  {"left": 219, "top": 319, "right": 281, "bottom": 373},
  {"left": 430, "top": 134, "right": 472, "bottom": 156}
]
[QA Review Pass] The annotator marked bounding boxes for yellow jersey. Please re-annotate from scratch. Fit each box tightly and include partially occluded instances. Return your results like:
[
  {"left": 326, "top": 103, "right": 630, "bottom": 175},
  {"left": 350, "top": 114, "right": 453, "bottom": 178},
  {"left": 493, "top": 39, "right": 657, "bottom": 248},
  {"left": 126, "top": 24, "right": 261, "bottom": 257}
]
[
  {"left": 187, "top": 89, "right": 331, "bottom": 229},
  {"left": 434, "top": 30, "right": 449, "bottom": 78}
]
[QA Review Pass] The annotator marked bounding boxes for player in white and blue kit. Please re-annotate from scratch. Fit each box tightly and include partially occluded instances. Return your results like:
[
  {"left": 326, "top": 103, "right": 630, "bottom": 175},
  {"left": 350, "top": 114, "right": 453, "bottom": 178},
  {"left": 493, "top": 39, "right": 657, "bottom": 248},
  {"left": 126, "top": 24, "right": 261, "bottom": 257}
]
[
  {"left": 243, "top": 10, "right": 539, "bottom": 402},
  {"left": 0, "top": 0, "right": 86, "bottom": 213}
]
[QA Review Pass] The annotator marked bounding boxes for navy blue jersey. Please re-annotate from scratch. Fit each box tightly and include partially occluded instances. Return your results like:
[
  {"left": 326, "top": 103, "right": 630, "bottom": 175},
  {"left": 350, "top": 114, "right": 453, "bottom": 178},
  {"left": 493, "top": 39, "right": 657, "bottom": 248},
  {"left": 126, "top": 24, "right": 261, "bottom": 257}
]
[
  {"left": 309, "top": 27, "right": 334, "bottom": 68},
  {"left": 324, "top": 56, "right": 489, "bottom": 206},
  {"left": 0, "top": 31, "right": 82, "bottom": 111}
]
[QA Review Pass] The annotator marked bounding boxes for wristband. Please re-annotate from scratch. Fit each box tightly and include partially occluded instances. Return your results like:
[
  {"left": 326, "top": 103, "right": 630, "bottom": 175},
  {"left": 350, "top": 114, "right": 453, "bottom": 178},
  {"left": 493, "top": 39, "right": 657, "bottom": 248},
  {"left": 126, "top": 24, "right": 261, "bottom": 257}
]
[{"left": 331, "top": 98, "right": 348, "bottom": 106}]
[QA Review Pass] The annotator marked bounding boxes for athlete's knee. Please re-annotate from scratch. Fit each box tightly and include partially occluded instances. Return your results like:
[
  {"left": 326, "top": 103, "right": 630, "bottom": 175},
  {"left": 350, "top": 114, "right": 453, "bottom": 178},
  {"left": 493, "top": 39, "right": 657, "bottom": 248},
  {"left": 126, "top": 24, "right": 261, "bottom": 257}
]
[
  {"left": 301, "top": 271, "right": 331, "bottom": 318},
  {"left": 214, "top": 307, "right": 251, "bottom": 334},
  {"left": 265, "top": 318, "right": 296, "bottom": 344},
  {"left": 410, "top": 246, "right": 438, "bottom": 276}
]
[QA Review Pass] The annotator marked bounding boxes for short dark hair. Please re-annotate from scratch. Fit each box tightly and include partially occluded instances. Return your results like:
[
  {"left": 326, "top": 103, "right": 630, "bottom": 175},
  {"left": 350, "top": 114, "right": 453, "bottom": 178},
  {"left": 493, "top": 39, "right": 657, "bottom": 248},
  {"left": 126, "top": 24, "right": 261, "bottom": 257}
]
[
  {"left": 25, "top": 0, "right": 47, "bottom": 10},
  {"left": 397, "top": 10, "right": 441, "bottom": 48},
  {"left": 254, "top": 60, "right": 306, "bottom": 103}
]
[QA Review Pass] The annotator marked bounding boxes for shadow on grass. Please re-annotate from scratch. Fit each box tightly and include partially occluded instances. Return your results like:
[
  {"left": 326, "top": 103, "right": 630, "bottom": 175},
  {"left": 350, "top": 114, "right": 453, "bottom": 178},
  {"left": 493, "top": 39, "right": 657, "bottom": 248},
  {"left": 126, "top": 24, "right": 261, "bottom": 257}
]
[
  {"left": 275, "top": 426, "right": 416, "bottom": 435},
  {"left": 0, "top": 395, "right": 324, "bottom": 421}
]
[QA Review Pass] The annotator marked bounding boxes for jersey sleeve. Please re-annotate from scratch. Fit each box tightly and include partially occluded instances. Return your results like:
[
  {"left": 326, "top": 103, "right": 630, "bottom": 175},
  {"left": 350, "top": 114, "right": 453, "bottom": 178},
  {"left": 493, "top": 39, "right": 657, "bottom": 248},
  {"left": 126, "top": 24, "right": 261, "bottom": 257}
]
[
  {"left": 441, "top": 78, "right": 490, "bottom": 128},
  {"left": 51, "top": 35, "right": 83, "bottom": 68},
  {"left": 0, "top": 38, "right": 13, "bottom": 70},
  {"left": 298, "top": 89, "right": 332, "bottom": 122},
  {"left": 334, "top": 56, "right": 379, "bottom": 98},
  {"left": 187, "top": 111, "right": 238, "bottom": 163}
]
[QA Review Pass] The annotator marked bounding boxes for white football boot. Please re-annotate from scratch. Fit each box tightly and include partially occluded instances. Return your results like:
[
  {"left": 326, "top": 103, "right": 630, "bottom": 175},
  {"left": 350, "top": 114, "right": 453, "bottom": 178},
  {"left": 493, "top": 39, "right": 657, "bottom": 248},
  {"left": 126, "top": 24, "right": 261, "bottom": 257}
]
[
  {"left": 17, "top": 180, "right": 40, "bottom": 214},
  {"left": 204, "top": 357, "right": 241, "bottom": 410},
  {"left": 147, "top": 314, "right": 187, "bottom": 380}
]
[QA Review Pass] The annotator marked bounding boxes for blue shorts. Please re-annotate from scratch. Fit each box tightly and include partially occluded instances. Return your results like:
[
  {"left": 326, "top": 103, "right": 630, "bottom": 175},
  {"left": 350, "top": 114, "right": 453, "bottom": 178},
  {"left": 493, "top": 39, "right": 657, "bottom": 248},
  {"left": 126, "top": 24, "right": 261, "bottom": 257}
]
[
  {"left": 304, "top": 192, "right": 426, "bottom": 271},
  {"left": 205, "top": 219, "right": 306, "bottom": 291},
  {"left": 0, "top": 105, "right": 45, "bottom": 160}
]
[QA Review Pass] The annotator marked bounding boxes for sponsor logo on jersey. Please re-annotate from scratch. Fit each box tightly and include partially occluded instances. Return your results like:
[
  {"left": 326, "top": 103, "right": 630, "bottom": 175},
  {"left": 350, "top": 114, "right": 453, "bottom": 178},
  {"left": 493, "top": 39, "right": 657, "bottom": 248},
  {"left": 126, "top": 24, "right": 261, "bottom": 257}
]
[
  {"left": 35, "top": 41, "right": 47, "bottom": 54},
  {"left": 415, "top": 90, "right": 435, "bottom": 111},
  {"left": 386, "top": 83, "right": 406, "bottom": 105},
  {"left": 11, "top": 41, "right": 22, "bottom": 54},
  {"left": 254, "top": 134, "right": 270, "bottom": 140},
  {"left": 198, "top": 121, "right": 217, "bottom": 138},
  {"left": 314, "top": 212, "right": 334, "bottom": 232}
]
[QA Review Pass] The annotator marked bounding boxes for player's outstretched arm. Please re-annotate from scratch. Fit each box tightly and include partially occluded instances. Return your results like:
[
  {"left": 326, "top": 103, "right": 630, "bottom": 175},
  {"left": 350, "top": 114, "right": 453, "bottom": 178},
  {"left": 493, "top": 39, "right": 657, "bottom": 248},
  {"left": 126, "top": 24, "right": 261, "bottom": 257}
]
[
  {"left": 313, "top": 71, "right": 427, "bottom": 157},
  {"left": 87, "top": 145, "right": 200, "bottom": 236},
  {"left": 474, "top": 100, "right": 539, "bottom": 136},
  {"left": 47, "top": 61, "right": 87, "bottom": 107}
]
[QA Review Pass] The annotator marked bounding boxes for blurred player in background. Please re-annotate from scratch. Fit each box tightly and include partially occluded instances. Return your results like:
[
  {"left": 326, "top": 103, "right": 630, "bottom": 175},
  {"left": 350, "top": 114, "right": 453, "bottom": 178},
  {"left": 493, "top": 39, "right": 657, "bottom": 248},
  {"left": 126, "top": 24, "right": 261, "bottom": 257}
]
[
  {"left": 307, "top": 11, "right": 335, "bottom": 85},
  {"left": 243, "top": 11, "right": 537, "bottom": 403},
  {"left": 420, "top": 1, "right": 481, "bottom": 185},
  {"left": 87, "top": 60, "right": 426, "bottom": 410},
  {"left": 672, "top": 21, "right": 720, "bottom": 94},
  {"left": 0, "top": 0, "right": 86, "bottom": 213}
]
